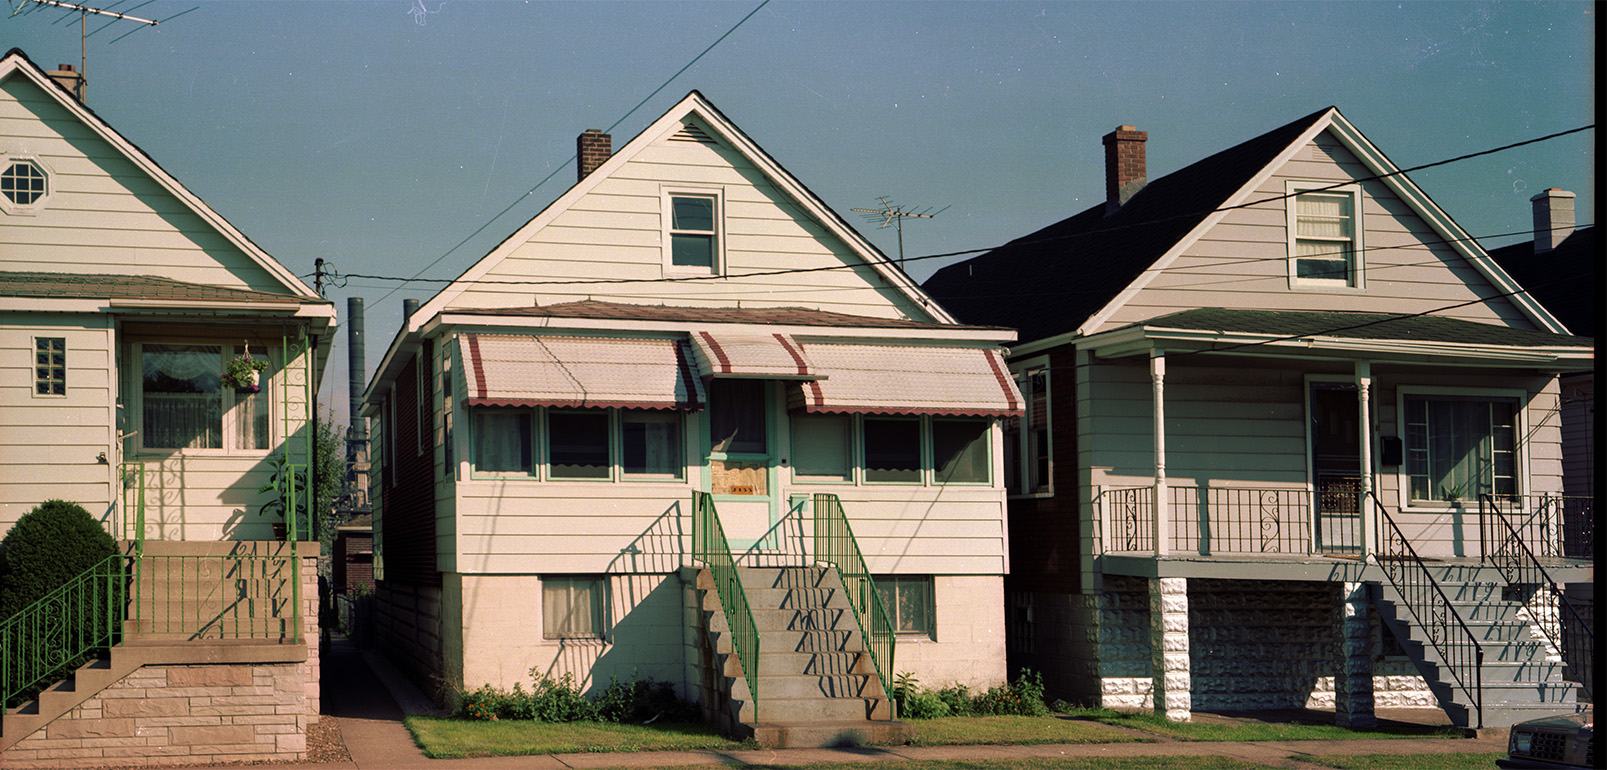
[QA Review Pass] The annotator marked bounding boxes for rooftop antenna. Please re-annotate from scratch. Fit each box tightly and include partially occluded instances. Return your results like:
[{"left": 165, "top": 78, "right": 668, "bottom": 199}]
[
  {"left": 852, "top": 196, "right": 948, "bottom": 269},
  {"left": 11, "top": 0, "right": 186, "bottom": 103}
]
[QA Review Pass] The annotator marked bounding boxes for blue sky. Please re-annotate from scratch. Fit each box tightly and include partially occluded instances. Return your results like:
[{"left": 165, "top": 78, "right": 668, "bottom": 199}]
[{"left": 4, "top": 0, "right": 1594, "bottom": 423}]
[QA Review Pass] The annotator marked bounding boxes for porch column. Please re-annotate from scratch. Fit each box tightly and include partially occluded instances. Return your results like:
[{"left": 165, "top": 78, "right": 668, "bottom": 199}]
[
  {"left": 1149, "top": 577, "right": 1190, "bottom": 721},
  {"left": 1334, "top": 581, "right": 1377, "bottom": 728},
  {"left": 1355, "top": 361, "right": 1375, "bottom": 558},
  {"left": 1152, "top": 351, "right": 1169, "bottom": 556}
]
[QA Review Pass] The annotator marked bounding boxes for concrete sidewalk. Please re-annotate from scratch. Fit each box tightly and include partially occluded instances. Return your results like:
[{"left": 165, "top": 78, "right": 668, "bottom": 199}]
[{"left": 254, "top": 635, "right": 1506, "bottom": 770}]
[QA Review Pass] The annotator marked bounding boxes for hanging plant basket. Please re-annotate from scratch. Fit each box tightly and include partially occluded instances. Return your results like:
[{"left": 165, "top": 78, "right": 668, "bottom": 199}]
[{"left": 223, "top": 349, "right": 268, "bottom": 392}]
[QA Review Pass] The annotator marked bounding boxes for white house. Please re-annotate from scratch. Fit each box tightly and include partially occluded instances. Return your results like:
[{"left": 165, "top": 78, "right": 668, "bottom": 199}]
[
  {"left": 0, "top": 48, "right": 332, "bottom": 766},
  {"left": 361, "top": 92, "right": 1019, "bottom": 743}
]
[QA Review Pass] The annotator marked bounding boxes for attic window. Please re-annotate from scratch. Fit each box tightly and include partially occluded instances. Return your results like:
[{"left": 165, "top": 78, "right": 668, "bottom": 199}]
[
  {"left": 0, "top": 158, "right": 49, "bottom": 214},
  {"left": 663, "top": 188, "right": 723, "bottom": 274},
  {"left": 1287, "top": 182, "right": 1363, "bottom": 290}
]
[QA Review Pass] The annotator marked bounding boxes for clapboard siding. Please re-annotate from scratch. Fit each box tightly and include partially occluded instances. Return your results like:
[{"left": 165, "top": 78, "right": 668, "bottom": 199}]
[
  {"left": 447, "top": 120, "right": 923, "bottom": 320},
  {"left": 0, "top": 76, "right": 290, "bottom": 294},
  {"left": 1099, "top": 130, "right": 1534, "bottom": 332},
  {"left": 0, "top": 318, "right": 115, "bottom": 528},
  {"left": 1559, "top": 374, "right": 1593, "bottom": 499}
]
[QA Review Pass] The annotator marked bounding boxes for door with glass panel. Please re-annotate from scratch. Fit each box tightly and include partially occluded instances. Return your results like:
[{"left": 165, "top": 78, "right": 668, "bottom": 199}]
[
  {"left": 704, "top": 379, "right": 777, "bottom": 549},
  {"left": 1309, "top": 384, "right": 1362, "bottom": 553}
]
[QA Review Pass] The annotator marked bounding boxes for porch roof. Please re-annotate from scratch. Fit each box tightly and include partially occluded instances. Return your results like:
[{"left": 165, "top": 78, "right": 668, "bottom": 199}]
[
  {"left": 789, "top": 342, "right": 1022, "bottom": 417},
  {"left": 691, "top": 331, "right": 817, "bottom": 380},
  {"left": 1081, "top": 308, "right": 1593, "bottom": 368}
]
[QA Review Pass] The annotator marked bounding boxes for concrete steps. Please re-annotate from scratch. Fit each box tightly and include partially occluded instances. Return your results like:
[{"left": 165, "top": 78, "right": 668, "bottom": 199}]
[
  {"left": 698, "top": 565, "right": 908, "bottom": 748},
  {"left": 1372, "top": 574, "right": 1584, "bottom": 729}
]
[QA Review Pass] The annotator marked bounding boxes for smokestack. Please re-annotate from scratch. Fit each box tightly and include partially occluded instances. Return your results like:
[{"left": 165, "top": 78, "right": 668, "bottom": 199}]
[
  {"left": 577, "top": 129, "right": 611, "bottom": 182},
  {"left": 1103, "top": 125, "right": 1147, "bottom": 215},
  {"left": 1530, "top": 188, "right": 1576, "bottom": 254},
  {"left": 348, "top": 297, "right": 366, "bottom": 439},
  {"left": 47, "top": 64, "right": 85, "bottom": 103}
]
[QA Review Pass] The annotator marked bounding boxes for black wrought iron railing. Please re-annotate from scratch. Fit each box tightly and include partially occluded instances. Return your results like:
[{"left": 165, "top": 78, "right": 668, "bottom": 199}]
[
  {"left": 1479, "top": 494, "right": 1594, "bottom": 699},
  {"left": 1170, "top": 486, "right": 1313, "bottom": 554},
  {"left": 1097, "top": 486, "right": 1155, "bottom": 553},
  {"left": 1372, "top": 493, "right": 1483, "bottom": 728}
]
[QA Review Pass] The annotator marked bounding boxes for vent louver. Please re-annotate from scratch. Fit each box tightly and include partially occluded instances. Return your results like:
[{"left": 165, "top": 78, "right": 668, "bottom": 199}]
[{"left": 669, "top": 123, "right": 718, "bottom": 144}]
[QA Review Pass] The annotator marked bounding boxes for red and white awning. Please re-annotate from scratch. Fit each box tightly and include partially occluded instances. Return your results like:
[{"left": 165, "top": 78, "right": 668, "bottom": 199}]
[
  {"left": 459, "top": 334, "right": 704, "bottom": 410},
  {"left": 690, "top": 331, "right": 816, "bottom": 379},
  {"left": 789, "top": 343, "right": 1022, "bottom": 417}
]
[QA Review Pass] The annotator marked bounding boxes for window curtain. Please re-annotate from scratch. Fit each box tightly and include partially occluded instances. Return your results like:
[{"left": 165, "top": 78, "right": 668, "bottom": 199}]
[
  {"left": 1406, "top": 398, "right": 1516, "bottom": 502},
  {"left": 143, "top": 345, "right": 222, "bottom": 449},
  {"left": 473, "top": 410, "right": 531, "bottom": 473}
]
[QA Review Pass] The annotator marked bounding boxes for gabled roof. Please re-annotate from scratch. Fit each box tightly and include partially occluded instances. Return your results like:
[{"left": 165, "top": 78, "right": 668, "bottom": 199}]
[
  {"left": 443, "top": 299, "right": 998, "bottom": 331},
  {"left": 923, "top": 107, "right": 1569, "bottom": 345},
  {"left": 0, "top": 49, "right": 322, "bottom": 303},
  {"left": 409, "top": 90, "right": 950, "bottom": 330},
  {"left": 1486, "top": 227, "right": 1596, "bottom": 337},
  {"left": 1136, "top": 308, "right": 1592, "bottom": 349}
]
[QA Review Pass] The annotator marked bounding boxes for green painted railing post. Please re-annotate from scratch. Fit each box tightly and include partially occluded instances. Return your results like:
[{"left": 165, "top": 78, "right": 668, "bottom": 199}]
[
  {"left": 691, "top": 492, "right": 760, "bottom": 711},
  {"left": 811, "top": 493, "right": 895, "bottom": 716}
]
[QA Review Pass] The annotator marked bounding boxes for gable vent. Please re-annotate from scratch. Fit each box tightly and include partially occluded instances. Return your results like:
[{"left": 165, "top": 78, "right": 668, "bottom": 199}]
[{"left": 669, "top": 124, "right": 718, "bottom": 144}]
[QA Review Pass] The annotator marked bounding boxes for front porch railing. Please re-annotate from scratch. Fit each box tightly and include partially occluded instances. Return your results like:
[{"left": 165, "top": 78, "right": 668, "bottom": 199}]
[
  {"left": 1479, "top": 494, "right": 1593, "bottom": 699},
  {"left": 1097, "top": 484, "right": 1357, "bottom": 556},
  {"left": 690, "top": 492, "right": 760, "bottom": 706},
  {"left": 1373, "top": 493, "right": 1483, "bottom": 728},
  {"left": 812, "top": 493, "right": 895, "bottom": 713}
]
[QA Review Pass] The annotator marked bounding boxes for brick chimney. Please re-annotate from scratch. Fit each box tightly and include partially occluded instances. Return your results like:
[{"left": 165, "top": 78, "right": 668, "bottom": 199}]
[
  {"left": 1103, "top": 125, "right": 1147, "bottom": 215},
  {"left": 1530, "top": 188, "right": 1575, "bottom": 254},
  {"left": 577, "top": 129, "right": 611, "bottom": 182},
  {"left": 47, "top": 64, "right": 85, "bottom": 103}
]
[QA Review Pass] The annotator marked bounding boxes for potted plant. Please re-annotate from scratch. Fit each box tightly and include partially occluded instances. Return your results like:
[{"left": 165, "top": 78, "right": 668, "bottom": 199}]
[
  {"left": 258, "top": 454, "right": 308, "bottom": 539},
  {"left": 223, "top": 348, "right": 267, "bottom": 392}
]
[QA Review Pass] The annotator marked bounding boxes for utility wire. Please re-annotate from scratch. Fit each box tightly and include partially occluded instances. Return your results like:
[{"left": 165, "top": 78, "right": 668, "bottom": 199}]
[{"left": 369, "top": 0, "right": 772, "bottom": 310}]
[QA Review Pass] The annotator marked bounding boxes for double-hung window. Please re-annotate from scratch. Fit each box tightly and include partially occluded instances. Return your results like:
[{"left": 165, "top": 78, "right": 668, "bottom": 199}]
[
  {"left": 664, "top": 189, "right": 722, "bottom": 273},
  {"left": 1288, "top": 182, "right": 1363, "bottom": 289},
  {"left": 1003, "top": 361, "right": 1051, "bottom": 495},
  {"left": 138, "top": 343, "right": 270, "bottom": 452},
  {"left": 789, "top": 414, "right": 992, "bottom": 486},
  {"left": 1403, "top": 393, "right": 1519, "bottom": 504}
]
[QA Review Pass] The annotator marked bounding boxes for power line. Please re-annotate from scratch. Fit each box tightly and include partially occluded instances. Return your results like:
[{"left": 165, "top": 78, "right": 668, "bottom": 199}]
[{"left": 368, "top": 0, "right": 772, "bottom": 311}]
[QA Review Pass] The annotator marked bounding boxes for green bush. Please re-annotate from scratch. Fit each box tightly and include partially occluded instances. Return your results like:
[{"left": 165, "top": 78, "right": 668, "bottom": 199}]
[
  {"left": 0, "top": 499, "right": 119, "bottom": 621},
  {"left": 453, "top": 671, "right": 697, "bottom": 723},
  {"left": 893, "top": 668, "right": 1050, "bottom": 720}
]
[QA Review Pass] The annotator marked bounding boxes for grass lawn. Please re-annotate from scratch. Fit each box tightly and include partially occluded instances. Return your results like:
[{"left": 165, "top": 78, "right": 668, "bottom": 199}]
[
  {"left": 1292, "top": 753, "right": 1505, "bottom": 769},
  {"left": 648, "top": 758, "right": 1277, "bottom": 770},
  {"left": 1056, "top": 708, "right": 1468, "bottom": 742},
  {"left": 901, "top": 715, "right": 1154, "bottom": 746},
  {"left": 402, "top": 717, "right": 751, "bottom": 758}
]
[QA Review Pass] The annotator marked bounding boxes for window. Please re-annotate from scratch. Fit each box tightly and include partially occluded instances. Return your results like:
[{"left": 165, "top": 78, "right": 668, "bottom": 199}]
[
  {"left": 932, "top": 419, "right": 990, "bottom": 484},
  {"left": 1287, "top": 182, "right": 1363, "bottom": 288},
  {"left": 791, "top": 414, "right": 851, "bottom": 481},
  {"left": 543, "top": 576, "right": 605, "bottom": 639},
  {"left": 710, "top": 379, "right": 766, "bottom": 455},
  {"left": 1004, "top": 363, "right": 1051, "bottom": 495},
  {"left": 440, "top": 347, "right": 454, "bottom": 474},
  {"left": 874, "top": 575, "right": 934, "bottom": 639},
  {"left": 417, "top": 341, "right": 433, "bottom": 457},
  {"left": 138, "top": 344, "right": 269, "bottom": 452},
  {"left": 1, "top": 158, "right": 48, "bottom": 212},
  {"left": 468, "top": 406, "right": 685, "bottom": 481},
  {"left": 1404, "top": 395, "right": 1518, "bottom": 504},
  {"left": 863, "top": 418, "right": 921, "bottom": 483},
  {"left": 549, "top": 410, "right": 610, "bottom": 479},
  {"left": 472, "top": 409, "right": 531, "bottom": 474},
  {"left": 664, "top": 190, "right": 722, "bottom": 272},
  {"left": 35, "top": 337, "right": 65, "bottom": 395}
]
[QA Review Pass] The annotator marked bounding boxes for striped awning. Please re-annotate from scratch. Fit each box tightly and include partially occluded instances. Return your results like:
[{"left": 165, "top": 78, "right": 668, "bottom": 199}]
[
  {"left": 459, "top": 334, "right": 704, "bottom": 410},
  {"left": 690, "top": 331, "right": 817, "bottom": 379},
  {"left": 789, "top": 343, "right": 1022, "bottom": 417}
]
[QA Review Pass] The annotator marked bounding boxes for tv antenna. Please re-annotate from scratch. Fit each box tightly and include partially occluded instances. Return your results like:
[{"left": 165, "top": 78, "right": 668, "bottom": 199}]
[
  {"left": 11, "top": 0, "right": 194, "bottom": 103},
  {"left": 852, "top": 196, "right": 948, "bottom": 268}
]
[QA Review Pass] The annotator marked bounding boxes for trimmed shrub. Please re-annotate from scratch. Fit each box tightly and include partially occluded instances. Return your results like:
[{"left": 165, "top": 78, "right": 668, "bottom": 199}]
[
  {"left": 0, "top": 499, "right": 119, "bottom": 621},
  {"left": 453, "top": 671, "right": 698, "bottom": 723}
]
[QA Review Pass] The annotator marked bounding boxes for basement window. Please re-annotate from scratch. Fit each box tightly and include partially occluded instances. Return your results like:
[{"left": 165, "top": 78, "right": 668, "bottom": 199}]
[{"left": 543, "top": 576, "right": 606, "bottom": 640}]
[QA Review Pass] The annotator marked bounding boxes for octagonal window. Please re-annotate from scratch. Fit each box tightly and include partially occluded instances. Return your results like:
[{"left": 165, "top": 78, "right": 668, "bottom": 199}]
[{"left": 1, "top": 159, "right": 49, "bottom": 211}]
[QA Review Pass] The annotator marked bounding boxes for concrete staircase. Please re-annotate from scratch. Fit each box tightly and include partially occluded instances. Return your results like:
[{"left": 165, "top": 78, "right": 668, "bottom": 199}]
[
  {"left": 1372, "top": 563, "right": 1584, "bottom": 728},
  {"left": 698, "top": 565, "right": 909, "bottom": 748}
]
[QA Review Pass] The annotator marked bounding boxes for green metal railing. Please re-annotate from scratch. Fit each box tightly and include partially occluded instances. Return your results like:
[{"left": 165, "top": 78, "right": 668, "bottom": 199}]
[
  {"left": 812, "top": 493, "right": 895, "bottom": 713},
  {"left": 691, "top": 491, "right": 760, "bottom": 707},
  {"left": 119, "top": 461, "right": 146, "bottom": 544},
  {"left": 131, "top": 551, "right": 301, "bottom": 640},
  {"left": 0, "top": 554, "right": 127, "bottom": 709}
]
